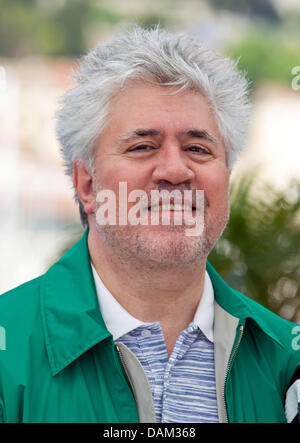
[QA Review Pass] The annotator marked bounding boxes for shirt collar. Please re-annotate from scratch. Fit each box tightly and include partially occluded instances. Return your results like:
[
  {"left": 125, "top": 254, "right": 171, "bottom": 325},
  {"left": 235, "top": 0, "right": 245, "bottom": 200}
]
[
  {"left": 91, "top": 263, "right": 215, "bottom": 343},
  {"left": 40, "top": 229, "right": 283, "bottom": 377},
  {"left": 192, "top": 270, "right": 215, "bottom": 342}
]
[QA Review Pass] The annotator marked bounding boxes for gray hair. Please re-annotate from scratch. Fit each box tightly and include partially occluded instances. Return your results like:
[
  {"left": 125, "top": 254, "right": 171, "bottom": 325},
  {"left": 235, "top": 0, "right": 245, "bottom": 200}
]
[{"left": 56, "top": 26, "right": 251, "bottom": 227}]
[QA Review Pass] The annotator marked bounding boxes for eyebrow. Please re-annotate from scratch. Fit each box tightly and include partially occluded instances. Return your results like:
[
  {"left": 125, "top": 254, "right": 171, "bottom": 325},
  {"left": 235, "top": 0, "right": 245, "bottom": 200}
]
[
  {"left": 181, "top": 129, "right": 218, "bottom": 146},
  {"left": 117, "top": 129, "right": 162, "bottom": 146},
  {"left": 117, "top": 127, "right": 218, "bottom": 147}
]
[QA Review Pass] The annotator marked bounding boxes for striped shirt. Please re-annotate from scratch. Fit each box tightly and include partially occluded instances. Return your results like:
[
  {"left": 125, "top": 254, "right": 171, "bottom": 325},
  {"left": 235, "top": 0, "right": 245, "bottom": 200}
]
[{"left": 91, "top": 264, "right": 219, "bottom": 423}]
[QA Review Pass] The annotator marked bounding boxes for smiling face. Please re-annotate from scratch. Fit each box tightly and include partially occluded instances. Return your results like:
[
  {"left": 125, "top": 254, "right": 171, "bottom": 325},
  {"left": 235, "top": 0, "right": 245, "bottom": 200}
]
[{"left": 88, "top": 82, "right": 230, "bottom": 266}]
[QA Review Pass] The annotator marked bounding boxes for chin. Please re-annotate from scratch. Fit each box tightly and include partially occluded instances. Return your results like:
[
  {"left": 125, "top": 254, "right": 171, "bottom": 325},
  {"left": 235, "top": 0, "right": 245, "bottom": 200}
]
[
  {"left": 95, "top": 218, "right": 224, "bottom": 267},
  {"left": 135, "top": 228, "right": 209, "bottom": 266}
]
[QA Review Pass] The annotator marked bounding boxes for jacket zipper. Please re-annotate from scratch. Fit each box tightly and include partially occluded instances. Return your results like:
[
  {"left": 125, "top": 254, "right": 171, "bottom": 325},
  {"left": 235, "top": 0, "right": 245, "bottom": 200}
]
[
  {"left": 115, "top": 344, "right": 138, "bottom": 403},
  {"left": 222, "top": 324, "right": 244, "bottom": 423}
]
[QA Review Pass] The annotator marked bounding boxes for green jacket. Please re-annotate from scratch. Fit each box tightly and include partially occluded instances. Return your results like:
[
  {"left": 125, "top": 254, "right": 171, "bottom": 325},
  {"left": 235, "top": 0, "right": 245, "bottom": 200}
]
[{"left": 0, "top": 230, "right": 299, "bottom": 423}]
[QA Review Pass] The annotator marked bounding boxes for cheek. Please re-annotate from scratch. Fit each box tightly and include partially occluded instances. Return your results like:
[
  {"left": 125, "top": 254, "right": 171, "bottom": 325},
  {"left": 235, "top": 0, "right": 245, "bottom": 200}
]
[
  {"left": 96, "top": 160, "right": 150, "bottom": 194},
  {"left": 201, "top": 173, "right": 229, "bottom": 208}
]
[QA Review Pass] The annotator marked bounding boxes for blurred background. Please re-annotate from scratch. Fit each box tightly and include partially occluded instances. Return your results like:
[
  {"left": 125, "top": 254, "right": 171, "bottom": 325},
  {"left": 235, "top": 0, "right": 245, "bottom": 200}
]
[{"left": 0, "top": 0, "right": 299, "bottom": 322}]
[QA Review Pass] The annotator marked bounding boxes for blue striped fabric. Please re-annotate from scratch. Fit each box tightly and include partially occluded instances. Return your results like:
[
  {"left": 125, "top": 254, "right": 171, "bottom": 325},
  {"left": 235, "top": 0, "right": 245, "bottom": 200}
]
[{"left": 117, "top": 321, "right": 219, "bottom": 423}]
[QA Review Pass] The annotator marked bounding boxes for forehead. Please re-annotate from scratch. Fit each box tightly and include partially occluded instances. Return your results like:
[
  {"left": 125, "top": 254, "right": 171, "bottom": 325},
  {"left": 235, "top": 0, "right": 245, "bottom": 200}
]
[{"left": 105, "top": 82, "right": 221, "bottom": 137}]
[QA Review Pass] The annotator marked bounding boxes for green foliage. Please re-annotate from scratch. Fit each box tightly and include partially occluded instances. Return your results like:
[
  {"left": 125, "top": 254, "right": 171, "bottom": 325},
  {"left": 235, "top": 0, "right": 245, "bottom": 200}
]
[
  {"left": 87, "top": 3, "right": 123, "bottom": 25},
  {"left": 0, "top": 0, "right": 121, "bottom": 57},
  {"left": 52, "top": 0, "right": 91, "bottom": 56},
  {"left": 209, "top": 175, "right": 300, "bottom": 322},
  {"left": 209, "top": 0, "right": 279, "bottom": 22},
  {"left": 226, "top": 30, "right": 300, "bottom": 89},
  {"left": 0, "top": 0, "right": 40, "bottom": 56}
]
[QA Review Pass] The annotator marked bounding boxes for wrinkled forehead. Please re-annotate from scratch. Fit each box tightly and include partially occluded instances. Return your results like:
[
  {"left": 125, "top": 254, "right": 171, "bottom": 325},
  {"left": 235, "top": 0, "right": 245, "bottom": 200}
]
[{"left": 103, "top": 81, "right": 219, "bottom": 138}]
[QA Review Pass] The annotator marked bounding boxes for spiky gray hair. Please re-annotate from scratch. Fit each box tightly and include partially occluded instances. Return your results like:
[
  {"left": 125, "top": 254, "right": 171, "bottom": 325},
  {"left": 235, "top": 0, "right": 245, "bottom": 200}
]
[{"left": 56, "top": 26, "right": 251, "bottom": 226}]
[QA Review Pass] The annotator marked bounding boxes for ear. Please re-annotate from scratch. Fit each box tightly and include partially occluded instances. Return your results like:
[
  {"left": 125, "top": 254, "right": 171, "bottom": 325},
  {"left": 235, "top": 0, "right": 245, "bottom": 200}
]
[{"left": 73, "top": 160, "right": 96, "bottom": 215}]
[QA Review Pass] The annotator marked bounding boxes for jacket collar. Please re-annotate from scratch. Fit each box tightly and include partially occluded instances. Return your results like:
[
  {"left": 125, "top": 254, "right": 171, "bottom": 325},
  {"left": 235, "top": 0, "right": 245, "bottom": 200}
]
[
  {"left": 40, "top": 229, "right": 282, "bottom": 376},
  {"left": 40, "top": 229, "right": 112, "bottom": 376},
  {"left": 206, "top": 262, "right": 283, "bottom": 348}
]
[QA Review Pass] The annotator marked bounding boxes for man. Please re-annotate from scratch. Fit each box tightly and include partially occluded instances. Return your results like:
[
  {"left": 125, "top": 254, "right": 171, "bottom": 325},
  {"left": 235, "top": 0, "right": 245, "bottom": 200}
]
[{"left": 0, "top": 27, "right": 299, "bottom": 423}]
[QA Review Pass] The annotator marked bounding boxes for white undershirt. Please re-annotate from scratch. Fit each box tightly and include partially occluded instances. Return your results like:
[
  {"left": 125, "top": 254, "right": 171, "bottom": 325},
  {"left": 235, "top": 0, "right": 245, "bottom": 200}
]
[{"left": 91, "top": 263, "right": 214, "bottom": 342}]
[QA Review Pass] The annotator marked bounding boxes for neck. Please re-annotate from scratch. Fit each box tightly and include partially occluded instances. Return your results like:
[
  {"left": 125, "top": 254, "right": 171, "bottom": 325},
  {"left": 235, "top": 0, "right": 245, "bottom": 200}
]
[{"left": 88, "top": 226, "right": 207, "bottom": 345}]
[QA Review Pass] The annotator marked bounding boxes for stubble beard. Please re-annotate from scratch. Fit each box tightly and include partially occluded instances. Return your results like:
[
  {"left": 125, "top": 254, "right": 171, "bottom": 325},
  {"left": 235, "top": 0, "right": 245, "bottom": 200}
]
[{"left": 93, "top": 190, "right": 230, "bottom": 270}]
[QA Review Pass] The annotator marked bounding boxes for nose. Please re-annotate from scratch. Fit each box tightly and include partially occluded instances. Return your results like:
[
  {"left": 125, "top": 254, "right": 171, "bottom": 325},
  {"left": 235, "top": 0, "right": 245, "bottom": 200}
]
[{"left": 151, "top": 143, "right": 195, "bottom": 185}]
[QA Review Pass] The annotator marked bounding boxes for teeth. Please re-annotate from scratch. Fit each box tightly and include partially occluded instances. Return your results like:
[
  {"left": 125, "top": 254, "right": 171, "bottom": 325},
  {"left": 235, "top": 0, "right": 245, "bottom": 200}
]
[{"left": 150, "top": 204, "right": 192, "bottom": 211}]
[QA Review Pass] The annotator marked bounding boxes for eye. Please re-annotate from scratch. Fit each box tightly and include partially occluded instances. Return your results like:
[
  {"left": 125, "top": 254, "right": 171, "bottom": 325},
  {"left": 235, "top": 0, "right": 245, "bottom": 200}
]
[
  {"left": 128, "top": 144, "right": 156, "bottom": 152},
  {"left": 186, "top": 145, "right": 212, "bottom": 155}
]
